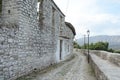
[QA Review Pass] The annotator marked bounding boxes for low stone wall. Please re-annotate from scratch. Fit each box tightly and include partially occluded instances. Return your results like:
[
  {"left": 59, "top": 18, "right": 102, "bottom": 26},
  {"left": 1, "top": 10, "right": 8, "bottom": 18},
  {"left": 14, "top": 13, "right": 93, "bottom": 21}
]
[
  {"left": 89, "top": 50, "right": 120, "bottom": 80},
  {"left": 89, "top": 54, "right": 108, "bottom": 80},
  {"left": 91, "top": 50, "right": 120, "bottom": 67}
]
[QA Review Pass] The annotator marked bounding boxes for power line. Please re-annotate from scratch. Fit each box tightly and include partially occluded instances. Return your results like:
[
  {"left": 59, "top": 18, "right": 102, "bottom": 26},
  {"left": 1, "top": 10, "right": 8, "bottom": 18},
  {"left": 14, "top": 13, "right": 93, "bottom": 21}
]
[{"left": 66, "top": 0, "right": 70, "bottom": 14}]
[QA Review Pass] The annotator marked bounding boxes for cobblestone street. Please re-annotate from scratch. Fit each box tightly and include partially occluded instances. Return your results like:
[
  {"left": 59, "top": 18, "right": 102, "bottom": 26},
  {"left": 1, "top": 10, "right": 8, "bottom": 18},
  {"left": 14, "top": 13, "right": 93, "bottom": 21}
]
[{"left": 16, "top": 50, "right": 97, "bottom": 80}]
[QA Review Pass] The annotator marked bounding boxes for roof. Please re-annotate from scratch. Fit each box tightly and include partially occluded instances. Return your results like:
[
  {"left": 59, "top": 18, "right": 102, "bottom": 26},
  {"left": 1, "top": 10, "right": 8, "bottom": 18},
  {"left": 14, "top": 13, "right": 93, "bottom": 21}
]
[
  {"left": 51, "top": 0, "right": 65, "bottom": 17},
  {"left": 65, "top": 22, "right": 76, "bottom": 35},
  {"left": 38, "top": 0, "right": 65, "bottom": 17}
]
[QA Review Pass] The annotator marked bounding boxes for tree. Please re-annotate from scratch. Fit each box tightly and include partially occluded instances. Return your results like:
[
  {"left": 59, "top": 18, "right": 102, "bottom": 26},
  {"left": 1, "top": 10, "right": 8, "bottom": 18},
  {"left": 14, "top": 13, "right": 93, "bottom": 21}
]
[
  {"left": 81, "top": 41, "right": 116, "bottom": 53},
  {"left": 89, "top": 43, "right": 95, "bottom": 50},
  {"left": 93, "top": 42, "right": 109, "bottom": 51},
  {"left": 81, "top": 43, "right": 87, "bottom": 49},
  {"left": 104, "top": 42, "right": 109, "bottom": 50},
  {"left": 81, "top": 41, "right": 109, "bottom": 51},
  {"left": 73, "top": 41, "right": 81, "bottom": 49},
  {"left": 108, "top": 48, "right": 114, "bottom": 53}
]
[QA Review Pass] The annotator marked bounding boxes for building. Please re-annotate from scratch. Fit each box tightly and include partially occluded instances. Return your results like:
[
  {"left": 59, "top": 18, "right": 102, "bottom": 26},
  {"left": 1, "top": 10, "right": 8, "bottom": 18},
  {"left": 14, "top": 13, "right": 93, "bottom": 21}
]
[{"left": 0, "top": 0, "right": 76, "bottom": 80}]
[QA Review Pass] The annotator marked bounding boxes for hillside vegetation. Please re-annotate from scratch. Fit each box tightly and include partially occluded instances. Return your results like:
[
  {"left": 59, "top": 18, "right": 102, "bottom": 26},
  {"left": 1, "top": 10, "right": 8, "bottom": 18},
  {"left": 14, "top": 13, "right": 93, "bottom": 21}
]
[{"left": 77, "top": 35, "right": 120, "bottom": 50}]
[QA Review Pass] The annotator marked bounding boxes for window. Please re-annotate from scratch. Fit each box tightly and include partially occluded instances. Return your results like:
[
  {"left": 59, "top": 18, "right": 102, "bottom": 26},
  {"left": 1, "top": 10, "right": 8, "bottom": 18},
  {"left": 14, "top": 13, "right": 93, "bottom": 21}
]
[
  {"left": 52, "top": 7, "right": 55, "bottom": 34},
  {"left": 0, "top": 0, "right": 2, "bottom": 15},
  {"left": 37, "top": 2, "right": 40, "bottom": 19},
  {"left": 60, "top": 16, "right": 62, "bottom": 29},
  {"left": 52, "top": 7, "right": 55, "bottom": 27},
  {"left": 60, "top": 16, "right": 63, "bottom": 35},
  {"left": 8, "top": 10, "right": 10, "bottom": 14},
  {"left": 37, "top": 0, "right": 42, "bottom": 20}
]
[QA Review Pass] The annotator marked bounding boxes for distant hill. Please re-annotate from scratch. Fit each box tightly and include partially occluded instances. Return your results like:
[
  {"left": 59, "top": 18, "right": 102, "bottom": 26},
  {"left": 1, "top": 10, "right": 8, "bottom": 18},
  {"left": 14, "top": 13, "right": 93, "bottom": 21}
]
[{"left": 76, "top": 35, "right": 120, "bottom": 50}]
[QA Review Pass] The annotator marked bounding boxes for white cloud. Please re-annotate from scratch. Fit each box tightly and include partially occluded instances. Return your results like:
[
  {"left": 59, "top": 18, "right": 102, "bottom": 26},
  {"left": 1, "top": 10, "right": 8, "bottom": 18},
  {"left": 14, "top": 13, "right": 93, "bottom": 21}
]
[
  {"left": 78, "top": 13, "right": 120, "bottom": 24},
  {"left": 54, "top": 0, "right": 120, "bottom": 39}
]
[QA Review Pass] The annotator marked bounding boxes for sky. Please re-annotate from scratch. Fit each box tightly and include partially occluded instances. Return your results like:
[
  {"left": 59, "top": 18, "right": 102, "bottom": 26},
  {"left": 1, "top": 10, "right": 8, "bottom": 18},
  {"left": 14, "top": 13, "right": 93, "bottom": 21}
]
[{"left": 54, "top": 0, "right": 120, "bottom": 39}]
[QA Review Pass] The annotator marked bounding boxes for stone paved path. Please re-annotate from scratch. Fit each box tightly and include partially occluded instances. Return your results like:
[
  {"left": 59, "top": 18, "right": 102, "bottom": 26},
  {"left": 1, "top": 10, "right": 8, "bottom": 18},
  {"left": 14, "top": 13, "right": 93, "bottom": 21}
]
[{"left": 16, "top": 50, "right": 97, "bottom": 80}]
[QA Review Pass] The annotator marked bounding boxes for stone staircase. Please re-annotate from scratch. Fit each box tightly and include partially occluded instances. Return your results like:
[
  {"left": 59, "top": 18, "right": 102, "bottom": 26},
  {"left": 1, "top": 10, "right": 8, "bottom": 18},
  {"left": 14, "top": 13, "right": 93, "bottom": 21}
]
[{"left": 89, "top": 51, "right": 120, "bottom": 80}]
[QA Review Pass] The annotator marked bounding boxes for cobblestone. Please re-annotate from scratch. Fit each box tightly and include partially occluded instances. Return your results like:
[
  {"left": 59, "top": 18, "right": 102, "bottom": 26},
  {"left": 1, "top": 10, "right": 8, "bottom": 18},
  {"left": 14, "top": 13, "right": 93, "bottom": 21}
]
[{"left": 16, "top": 50, "right": 97, "bottom": 80}]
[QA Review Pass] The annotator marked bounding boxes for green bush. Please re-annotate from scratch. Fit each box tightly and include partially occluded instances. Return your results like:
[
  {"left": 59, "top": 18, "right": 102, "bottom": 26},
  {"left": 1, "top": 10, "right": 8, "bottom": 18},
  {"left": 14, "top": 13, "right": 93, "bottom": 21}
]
[
  {"left": 81, "top": 41, "right": 117, "bottom": 53},
  {"left": 81, "top": 41, "right": 109, "bottom": 51},
  {"left": 108, "top": 48, "right": 114, "bottom": 53},
  {"left": 114, "top": 50, "right": 120, "bottom": 53},
  {"left": 73, "top": 41, "right": 81, "bottom": 49}
]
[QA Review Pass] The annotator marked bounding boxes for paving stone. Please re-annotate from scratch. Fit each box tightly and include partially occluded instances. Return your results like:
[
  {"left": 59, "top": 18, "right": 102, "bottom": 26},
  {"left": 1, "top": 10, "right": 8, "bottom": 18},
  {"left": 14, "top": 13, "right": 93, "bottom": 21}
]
[{"left": 17, "top": 51, "right": 96, "bottom": 80}]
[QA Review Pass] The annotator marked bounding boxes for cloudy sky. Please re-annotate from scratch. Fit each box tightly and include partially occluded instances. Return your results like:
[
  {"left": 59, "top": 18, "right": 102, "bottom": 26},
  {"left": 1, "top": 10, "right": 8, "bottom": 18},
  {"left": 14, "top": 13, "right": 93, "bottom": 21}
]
[{"left": 54, "top": 0, "right": 120, "bottom": 39}]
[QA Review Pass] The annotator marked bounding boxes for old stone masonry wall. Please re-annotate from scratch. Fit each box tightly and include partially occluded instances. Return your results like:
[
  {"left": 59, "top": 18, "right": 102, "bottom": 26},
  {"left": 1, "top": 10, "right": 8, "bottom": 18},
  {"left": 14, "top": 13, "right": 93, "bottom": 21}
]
[{"left": 0, "top": 0, "right": 76, "bottom": 80}]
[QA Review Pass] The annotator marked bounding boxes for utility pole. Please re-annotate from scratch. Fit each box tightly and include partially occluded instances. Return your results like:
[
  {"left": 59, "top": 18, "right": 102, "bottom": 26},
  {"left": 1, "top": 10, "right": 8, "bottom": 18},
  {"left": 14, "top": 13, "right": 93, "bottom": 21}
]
[
  {"left": 84, "top": 35, "right": 86, "bottom": 53},
  {"left": 87, "top": 30, "right": 90, "bottom": 63}
]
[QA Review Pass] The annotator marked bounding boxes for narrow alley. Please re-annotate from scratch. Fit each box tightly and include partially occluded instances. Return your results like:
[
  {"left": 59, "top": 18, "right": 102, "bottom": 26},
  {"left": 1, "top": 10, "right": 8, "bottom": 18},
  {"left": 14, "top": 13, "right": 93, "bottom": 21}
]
[{"left": 16, "top": 50, "right": 97, "bottom": 80}]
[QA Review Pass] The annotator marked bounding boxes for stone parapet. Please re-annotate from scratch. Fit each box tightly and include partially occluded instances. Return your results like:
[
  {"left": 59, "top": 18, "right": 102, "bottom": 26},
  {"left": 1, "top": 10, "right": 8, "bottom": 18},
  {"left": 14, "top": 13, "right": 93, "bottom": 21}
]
[
  {"left": 91, "top": 50, "right": 120, "bottom": 67},
  {"left": 89, "top": 50, "right": 120, "bottom": 80}
]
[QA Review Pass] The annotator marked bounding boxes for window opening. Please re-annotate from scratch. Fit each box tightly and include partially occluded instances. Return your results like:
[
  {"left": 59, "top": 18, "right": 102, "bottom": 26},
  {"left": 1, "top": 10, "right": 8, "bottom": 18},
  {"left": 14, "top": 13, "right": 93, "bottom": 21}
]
[{"left": 0, "top": 0, "right": 2, "bottom": 15}]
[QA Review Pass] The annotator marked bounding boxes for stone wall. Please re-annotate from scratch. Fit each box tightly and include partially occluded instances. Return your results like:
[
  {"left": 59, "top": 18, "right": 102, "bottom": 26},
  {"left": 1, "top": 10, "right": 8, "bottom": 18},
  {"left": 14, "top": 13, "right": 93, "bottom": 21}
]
[
  {"left": 91, "top": 50, "right": 120, "bottom": 67},
  {"left": 0, "top": 0, "right": 54, "bottom": 80},
  {"left": 2, "top": 0, "right": 20, "bottom": 24},
  {"left": 89, "top": 50, "right": 120, "bottom": 80},
  {"left": 39, "top": 0, "right": 64, "bottom": 63},
  {"left": 63, "top": 22, "right": 75, "bottom": 59},
  {"left": 0, "top": 0, "right": 75, "bottom": 80}
]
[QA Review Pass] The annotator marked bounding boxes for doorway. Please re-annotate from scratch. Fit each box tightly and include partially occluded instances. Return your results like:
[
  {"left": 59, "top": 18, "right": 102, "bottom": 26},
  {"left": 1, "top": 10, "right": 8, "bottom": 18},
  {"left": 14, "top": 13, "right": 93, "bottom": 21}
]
[{"left": 60, "top": 40, "right": 63, "bottom": 60}]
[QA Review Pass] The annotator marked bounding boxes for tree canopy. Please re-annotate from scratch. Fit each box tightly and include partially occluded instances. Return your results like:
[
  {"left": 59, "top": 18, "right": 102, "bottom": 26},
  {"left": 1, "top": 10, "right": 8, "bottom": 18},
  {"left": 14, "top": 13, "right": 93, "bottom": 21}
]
[
  {"left": 90, "top": 42, "right": 109, "bottom": 51},
  {"left": 73, "top": 41, "right": 81, "bottom": 49},
  {"left": 82, "top": 41, "right": 109, "bottom": 51}
]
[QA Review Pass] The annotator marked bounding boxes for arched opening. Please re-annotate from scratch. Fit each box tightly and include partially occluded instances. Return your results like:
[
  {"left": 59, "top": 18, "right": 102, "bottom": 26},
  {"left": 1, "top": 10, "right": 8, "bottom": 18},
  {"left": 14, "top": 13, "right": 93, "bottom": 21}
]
[
  {"left": 37, "top": 0, "right": 42, "bottom": 20},
  {"left": 37, "top": 2, "right": 40, "bottom": 19}
]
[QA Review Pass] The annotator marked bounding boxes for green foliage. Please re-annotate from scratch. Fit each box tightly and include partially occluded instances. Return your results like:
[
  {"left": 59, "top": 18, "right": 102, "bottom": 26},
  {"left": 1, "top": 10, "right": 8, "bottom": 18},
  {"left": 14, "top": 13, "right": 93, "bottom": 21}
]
[
  {"left": 108, "top": 48, "right": 114, "bottom": 53},
  {"left": 89, "top": 43, "right": 94, "bottom": 50},
  {"left": 93, "top": 42, "right": 109, "bottom": 51},
  {"left": 81, "top": 41, "right": 110, "bottom": 51},
  {"left": 81, "top": 43, "right": 87, "bottom": 49},
  {"left": 73, "top": 41, "right": 81, "bottom": 49},
  {"left": 114, "top": 50, "right": 120, "bottom": 53}
]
